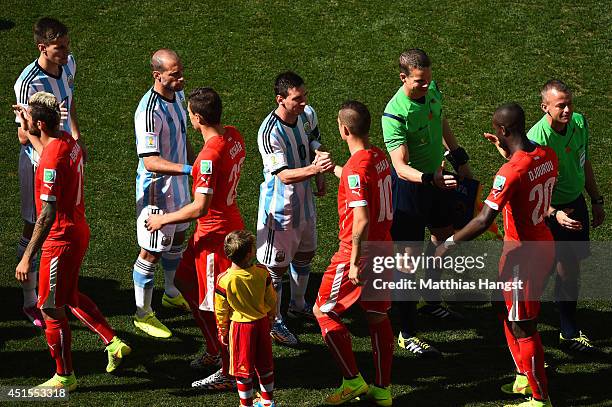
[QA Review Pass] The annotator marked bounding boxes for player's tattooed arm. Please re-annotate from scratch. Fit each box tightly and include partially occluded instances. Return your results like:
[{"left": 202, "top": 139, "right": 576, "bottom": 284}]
[
  {"left": 15, "top": 201, "right": 56, "bottom": 282},
  {"left": 349, "top": 206, "right": 369, "bottom": 285}
]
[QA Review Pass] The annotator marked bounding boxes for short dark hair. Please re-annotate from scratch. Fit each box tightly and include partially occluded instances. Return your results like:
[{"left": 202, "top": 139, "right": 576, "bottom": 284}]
[
  {"left": 399, "top": 48, "right": 431, "bottom": 75},
  {"left": 338, "top": 100, "right": 371, "bottom": 138},
  {"left": 224, "top": 230, "right": 255, "bottom": 265},
  {"left": 541, "top": 79, "right": 572, "bottom": 102},
  {"left": 188, "top": 87, "right": 222, "bottom": 125},
  {"left": 34, "top": 17, "right": 68, "bottom": 45},
  {"left": 29, "top": 92, "right": 61, "bottom": 131},
  {"left": 493, "top": 102, "right": 525, "bottom": 137},
  {"left": 274, "top": 71, "right": 304, "bottom": 98}
]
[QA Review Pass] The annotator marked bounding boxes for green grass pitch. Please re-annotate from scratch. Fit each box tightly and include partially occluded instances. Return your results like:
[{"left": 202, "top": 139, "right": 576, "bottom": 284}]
[{"left": 1, "top": 1, "right": 611, "bottom": 406}]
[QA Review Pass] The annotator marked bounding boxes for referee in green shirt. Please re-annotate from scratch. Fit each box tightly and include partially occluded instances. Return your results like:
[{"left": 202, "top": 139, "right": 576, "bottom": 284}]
[
  {"left": 382, "top": 48, "right": 473, "bottom": 356},
  {"left": 527, "top": 79, "right": 605, "bottom": 353}
]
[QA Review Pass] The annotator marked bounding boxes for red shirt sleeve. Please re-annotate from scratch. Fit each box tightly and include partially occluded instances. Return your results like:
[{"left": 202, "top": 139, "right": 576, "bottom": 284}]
[
  {"left": 484, "top": 164, "right": 519, "bottom": 211},
  {"left": 194, "top": 149, "right": 221, "bottom": 195},
  {"left": 343, "top": 160, "right": 369, "bottom": 208}
]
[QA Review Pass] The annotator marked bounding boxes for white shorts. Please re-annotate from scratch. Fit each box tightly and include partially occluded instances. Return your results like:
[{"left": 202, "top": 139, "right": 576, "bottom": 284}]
[
  {"left": 136, "top": 205, "right": 189, "bottom": 252},
  {"left": 256, "top": 220, "right": 317, "bottom": 268},
  {"left": 19, "top": 145, "right": 39, "bottom": 224}
]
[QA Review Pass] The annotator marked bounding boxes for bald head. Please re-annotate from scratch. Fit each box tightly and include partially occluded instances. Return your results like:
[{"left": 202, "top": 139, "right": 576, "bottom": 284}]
[
  {"left": 151, "top": 48, "right": 180, "bottom": 72},
  {"left": 493, "top": 102, "right": 525, "bottom": 137}
]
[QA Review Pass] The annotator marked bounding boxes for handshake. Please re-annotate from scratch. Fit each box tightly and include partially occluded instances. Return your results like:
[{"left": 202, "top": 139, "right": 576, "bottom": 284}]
[{"left": 312, "top": 150, "right": 335, "bottom": 173}]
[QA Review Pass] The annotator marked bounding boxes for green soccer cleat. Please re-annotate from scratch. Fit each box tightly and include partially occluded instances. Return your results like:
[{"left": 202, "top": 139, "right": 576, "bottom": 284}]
[
  {"left": 324, "top": 374, "right": 369, "bottom": 405},
  {"left": 105, "top": 336, "right": 132, "bottom": 373},
  {"left": 559, "top": 330, "right": 595, "bottom": 353},
  {"left": 133, "top": 312, "right": 172, "bottom": 338},
  {"left": 365, "top": 384, "right": 392, "bottom": 406},
  {"left": 162, "top": 292, "right": 190, "bottom": 312},
  {"left": 36, "top": 373, "right": 78, "bottom": 392},
  {"left": 501, "top": 373, "right": 532, "bottom": 396},
  {"left": 503, "top": 397, "right": 552, "bottom": 407},
  {"left": 397, "top": 332, "right": 440, "bottom": 357}
]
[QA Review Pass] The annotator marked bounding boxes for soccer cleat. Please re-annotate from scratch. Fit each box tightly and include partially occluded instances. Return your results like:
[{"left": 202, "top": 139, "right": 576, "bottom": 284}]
[
  {"left": 191, "top": 368, "right": 236, "bottom": 390},
  {"left": 23, "top": 306, "right": 45, "bottom": 328},
  {"left": 133, "top": 312, "right": 172, "bottom": 338},
  {"left": 559, "top": 331, "right": 595, "bottom": 353},
  {"left": 418, "top": 303, "right": 464, "bottom": 320},
  {"left": 365, "top": 384, "right": 393, "bottom": 406},
  {"left": 501, "top": 373, "right": 532, "bottom": 396},
  {"left": 36, "top": 373, "right": 77, "bottom": 392},
  {"left": 503, "top": 397, "right": 553, "bottom": 407},
  {"left": 161, "top": 292, "right": 190, "bottom": 312},
  {"left": 253, "top": 396, "right": 276, "bottom": 407},
  {"left": 324, "top": 374, "right": 369, "bottom": 405},
  {"left": 189, "top": 352, "right": 222, "bottom": 369},
  {"left": 105, "top": 336, "right": 132, "bottom": 373},
  {"left": 270, "top": 320, "right": 298, "bottom": 346},
  {"left": 287, "top": 300, "right": 316, "bottom": 320},
  {"left": 397, "top": 333, "right": 440, "bottom": 357}
]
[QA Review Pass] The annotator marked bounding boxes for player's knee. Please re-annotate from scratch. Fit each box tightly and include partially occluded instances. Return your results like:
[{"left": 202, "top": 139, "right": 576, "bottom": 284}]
[
  {"left": 365, "top": 310, "right": 388, "bottom": 325},
  {"left": 313, "top": 303, "right": 324, "bottom": 319},
  {"left": 42, "top": 307, "right": 67, "bottom": 321},
  {"left": 293, "top": 251, "right": 315, "bottom": 266},
  {"left": 139, "top": 249, "right": 161, "bottom": 263},
  {"left": 316, "top": 311, "right": 343, "bottom": 336},
  {"left": 511, "top": 320, "right": 536, "bottom": 338},
  {"left": 161, "top": 245, "right": 184, "bottom": 269},
  {"left": 268, "top": 266, "right": 287, "bottom": 287}
]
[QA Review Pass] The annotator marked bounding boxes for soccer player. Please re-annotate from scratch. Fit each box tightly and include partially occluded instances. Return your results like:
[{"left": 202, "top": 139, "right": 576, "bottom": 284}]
[
  {"left": 14, "top": 92, "right": 130, "bottom": 390},
  {"left": 382, "top": 48, "right": 473, "bottom": 356},
  {"left": 13, "top": 17, "right": 83, "bottom": 328},
  {"left": 256, "top": 71, "right": 333, "bottom": 345},
  {"left": 527, "top": 80, "right": 605, "bottom": 353},
  {"left": 132, "top": 48, "right": 194, "bottom": 338},
  {"left": 145, "top": 87, "right": 245, "bottom": 390},
  {"left": 215, "top": 231, "right": 277, "bottom": 407},
  {"left": 314, "top": 101, "right": 394, "bottom": 406},
  {"left": 438, "top": 103, "right": 557, "bottom": 407}
]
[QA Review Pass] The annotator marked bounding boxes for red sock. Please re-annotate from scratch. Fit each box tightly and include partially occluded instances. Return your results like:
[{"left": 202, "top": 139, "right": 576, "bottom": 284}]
[
  {"left": 503, "top": 321, "right": 524, "bottom": 374},
  {"left": 69, "top": 293, "right": 115, "bottom": 345},
  {"left": 368, "top": 316, "right": 393, "bottom": 388},
  {"left": 317, "top": 313, "right": 358, "bottom": 379},
  {"left": 45, "top": 318, "right": 73, "bottom": 375},
  {"left": 236, "top": 376, "right": 253, "bottom": 406},
  {"left": 518, "top": 332, "right": 548, "bottom": 400},
  {"left": 257, "top": 370, "right": 274, "bottom": 402}
]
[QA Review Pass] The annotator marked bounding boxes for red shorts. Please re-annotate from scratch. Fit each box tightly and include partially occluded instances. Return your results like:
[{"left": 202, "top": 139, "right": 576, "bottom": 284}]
[
  {"left": 316, "top": 249, "right": 390, "bottom": 315},
  {"left": 229, "top": 318, "right": 273, "bottom": 378},
  {"left": 38, "top": 227, "right": 90, "bottom": 310},
  {"left": 498, "top": 241, "right": 554, "bottom": 321},
  {"left": 175, "top": 232, "right": 231, "bottom": 312}
]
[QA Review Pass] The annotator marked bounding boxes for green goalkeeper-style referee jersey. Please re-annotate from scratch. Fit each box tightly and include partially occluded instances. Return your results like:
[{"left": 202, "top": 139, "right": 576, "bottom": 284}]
[
  {"left": 382, "top": 81, "right": 445, "bottom": 174},
  {"left": 527, "top": 112, "right": 589, "bottom": 206}
]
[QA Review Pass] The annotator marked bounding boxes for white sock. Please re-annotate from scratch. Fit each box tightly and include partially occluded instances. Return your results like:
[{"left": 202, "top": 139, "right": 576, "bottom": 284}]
[
  {"left": 133, "top": 256, "right": 156, "bottom": 317},
  {"left": 289, "top": 263, "right": 310, "bottom": 309},
  {"left": 161, "top": 246, "right": 183, "bottom": 298},
  {"left": 269, "top": 270, "right": 283, "bottom": 322}
]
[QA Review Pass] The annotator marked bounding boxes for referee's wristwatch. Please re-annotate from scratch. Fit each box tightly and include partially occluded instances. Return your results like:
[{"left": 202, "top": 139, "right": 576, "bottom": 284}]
[{"left": 592, "top": 196, "right": 604, "bottom": 205}]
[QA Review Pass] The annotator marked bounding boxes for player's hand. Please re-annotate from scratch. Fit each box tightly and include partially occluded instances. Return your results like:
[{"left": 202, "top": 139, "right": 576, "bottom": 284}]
[
  {"left": 556, "top": 208, "right": 583, "bottom": 231},
  {"left": 348, "top": 263, "right": 363, "bottom": 286},
  {"left": 145, "top": 214, "right": 165, "bottom": 232},
  {"left": 59, "top": 100, "right": 68, "bottom": 122},
  {"left": 15, "top": 258, "right": 30, "bottom": 283},
  {"left": 434, "top": 161, "right": 457, "bottom": 189},
  {"left": 12, "top": 105, "right": 30, "bottom": 130},
  {"left": 484, "top": 133, "right": 511, "bottom": 160},
  {"left": 435, "top": 243, "right": 449, "bottom": 258},
  {"left": 591, "top": 204, "right": 605, "bottom": 228},
  {"left": 77, "top": 138, "right": 88, "bottom": 163},
  {"left": 314, "top": 173, "right": 327, "bottom": 197},
  {"left": 313, "top": 154, "right": 334, "bottom": 173}
]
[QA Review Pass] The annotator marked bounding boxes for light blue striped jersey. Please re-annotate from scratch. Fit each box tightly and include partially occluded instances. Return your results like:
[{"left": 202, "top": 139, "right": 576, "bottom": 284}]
[
  {"left": 14, "top": 54, "right": 76, "bottom": 165},
  {"left": 257, "top": 105, "right": 319, "bottom": 230},
  {"left": 134, "top": 88, "right": 190, "bottom": 213}
]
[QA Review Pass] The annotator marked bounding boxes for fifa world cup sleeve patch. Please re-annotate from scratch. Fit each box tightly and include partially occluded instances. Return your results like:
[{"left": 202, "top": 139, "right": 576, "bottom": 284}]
[
  {"left": 266, "top": 152, "right": 287, "bottom": 171},
  {"left": 43, "top": 168, "right": 56, "bottom": 183},
  {"left": 200, "top": 159, "right": 212, "bottom": 174},
  {"left": 492, "top": 175, "right": 506, "bottom": 191},
  {"left": 40, "top": 168, "right": 57, "bottom": 202},
  {"left": 348, "top": 174, "right": 361, "bottom": 189}
]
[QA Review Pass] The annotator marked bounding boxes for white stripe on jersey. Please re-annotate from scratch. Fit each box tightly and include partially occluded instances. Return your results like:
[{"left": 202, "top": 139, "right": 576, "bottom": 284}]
[
  {"left": 134, "top": 88, "right": 190, "bottom": 213},
  {"left": 257, "top": 105, "right": 318, "bottom": 230}
]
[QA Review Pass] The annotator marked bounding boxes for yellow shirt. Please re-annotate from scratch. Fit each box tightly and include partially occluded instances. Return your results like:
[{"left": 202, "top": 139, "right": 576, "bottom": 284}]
[{"left": 215, "top": 264, "right": 276, "bottom": 336}]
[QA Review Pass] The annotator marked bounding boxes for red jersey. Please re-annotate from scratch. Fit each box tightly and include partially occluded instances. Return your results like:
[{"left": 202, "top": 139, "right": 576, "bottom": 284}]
[
  {"left": 338, "top": 146, "right": 393, "bottom": 246},
  {"left": 192, "top": 126, "right": 245, "bottom": 236},
  {"left": 484, "top": 145, "right": 558, "bottom": 241},
  {"left": 35, "top": 131, "right": 86, "bottom": 245}
]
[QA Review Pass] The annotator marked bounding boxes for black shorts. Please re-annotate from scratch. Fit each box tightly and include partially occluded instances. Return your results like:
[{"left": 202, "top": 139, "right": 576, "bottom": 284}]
[
  {"left": 390, "top": 168, "right": 454, "bottom": 242},
  {"left": 546, "top": 194, "right": 590, "bottom": 260}
]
